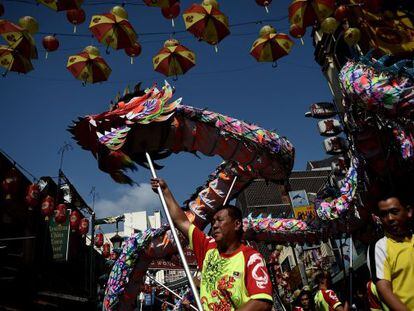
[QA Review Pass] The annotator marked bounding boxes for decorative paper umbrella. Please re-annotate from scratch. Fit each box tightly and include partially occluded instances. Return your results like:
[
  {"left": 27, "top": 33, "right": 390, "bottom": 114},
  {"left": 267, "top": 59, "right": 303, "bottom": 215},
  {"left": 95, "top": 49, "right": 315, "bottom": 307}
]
[
  {"left": 36, "top": 0, "right": 83, "bottom": 11},
  {"left": 250, "top": 25, "right": 294, "bottom": 66},
  {"left": 288, "top": 0, "right": 334, "bottom": 30},
  {"left": 152, "top": 38, "right": 195, "bottom": 79},
  {"left": 89, "top": 12, "right": 137, "bottom": 52},
  {"left": 0, "top": 45, "right": 33, "bottom": 76},
  {"left": 0, "top": 20, "right": 37, "bottom": 59},
  {"left": 66, "top": 46, "right": 112, "bottom": 84},
  {"left": 182, "top": 0, "right": 230, "bottom": 51}
]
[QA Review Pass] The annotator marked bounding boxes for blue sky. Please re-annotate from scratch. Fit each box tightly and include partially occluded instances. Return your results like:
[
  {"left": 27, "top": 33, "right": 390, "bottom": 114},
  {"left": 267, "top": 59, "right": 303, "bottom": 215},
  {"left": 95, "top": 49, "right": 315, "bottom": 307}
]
[{"left": 1, "top": 0, "right": 332, "bottom": 219}]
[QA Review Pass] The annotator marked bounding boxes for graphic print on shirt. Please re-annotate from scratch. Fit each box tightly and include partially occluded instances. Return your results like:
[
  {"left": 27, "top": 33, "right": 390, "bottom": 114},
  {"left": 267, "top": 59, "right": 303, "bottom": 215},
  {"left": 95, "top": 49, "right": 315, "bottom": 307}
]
[{"left": 247, "top": 253, "right": 269, "bottom": 289}]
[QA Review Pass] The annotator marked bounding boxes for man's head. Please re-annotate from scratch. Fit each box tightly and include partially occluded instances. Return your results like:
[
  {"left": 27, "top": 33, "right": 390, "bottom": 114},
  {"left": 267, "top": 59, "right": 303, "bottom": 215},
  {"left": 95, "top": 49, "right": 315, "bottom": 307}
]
[
  {"left": 314, "top": 271, "right": 330, "bottom": 289},
  {"left": 212, "top": 205, "right": 243, "bottom": 245},
  {"left": 375, "top": 195, "right": 413, "bottom": 238},
  {"left": 299, "top": 290, "right": 311, "bottom": 310}
]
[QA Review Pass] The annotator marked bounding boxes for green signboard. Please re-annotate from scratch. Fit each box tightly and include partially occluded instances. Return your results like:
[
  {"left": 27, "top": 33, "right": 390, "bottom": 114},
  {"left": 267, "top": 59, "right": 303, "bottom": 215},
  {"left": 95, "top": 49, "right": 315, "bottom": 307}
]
[{"left": 49, "top": 210, "right": 71, "bottom": 261}]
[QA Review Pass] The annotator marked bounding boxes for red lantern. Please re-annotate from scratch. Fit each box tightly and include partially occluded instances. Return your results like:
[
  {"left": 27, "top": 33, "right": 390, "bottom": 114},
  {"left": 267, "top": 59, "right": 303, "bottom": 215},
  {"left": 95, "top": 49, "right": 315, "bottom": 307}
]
[
  {"left": 41, "top": 195, "right": 55, "bottom": 220},
  {"left": 69, "top": 210, "right": 81, "bottom": 231},
  {"left": 125, "top": 42, "right": 142, "bottom": 64},
  {"left": 334, "top": 5, "right": 350, "bottom": 21},
  {"left": 289, "top": 24, "right": 305, "bottom": 39},
  {"left": 66, "top": 8, "right": 85, "bottom": 33},
  {"left": 42, "top": 35, "right": 59, "bottom": 59},
  {"left": 110, "top": 251, "right": 119, "bottom": 261},
  {"left": 55, "top": 203, "right": 67, "bottom": 224},
  {"left": 95, "top": 232, "right": 104, "bottom": 247},
  {"left": 161, "top": 1, "right": 180, "bottom": 27},
  {"left": 102, "top": 243, "right": 110, "bottom": 258},
  {"left": 0, "top": 3, "right": 4, "bottom": 17},
  {"left": 2, "top": 168, "right": 21, "bottom": 200},
  {"left": 25, "top": 183, "right": 40, "bottom": 209},
  {"left": 79, "top": 218, "right": 89, "bottom": 235},
  {"left": 255, "top": 0, "right": 272, "bottom": 13}
]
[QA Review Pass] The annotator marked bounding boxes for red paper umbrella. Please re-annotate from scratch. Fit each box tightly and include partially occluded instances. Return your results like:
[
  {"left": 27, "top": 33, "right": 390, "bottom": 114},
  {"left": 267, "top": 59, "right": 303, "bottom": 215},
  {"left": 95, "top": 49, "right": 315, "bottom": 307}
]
[
  {"left": 183, "top": 0, "right": 230, "bottom": 50},
  {"left": 152, "top": 38, "right": 195, "bottom": 78},
  {"left": 161, "top": 1, "right": 180, "bottom": 27},
  {"left": 0, "top": 46, "right": 33, "bottom": 76},
  {"left": 67, "top": 8, "right": 86, "bottom": 33},
  {"left": 288, "top": 0, "right": 334, "bottom": 30},
  {"left": 66, "top": 46, "right": 111, "bottom": 84},
  {"left": 42, "top": 35, "right": 59, "bottom": 59},
  {"left": 250, "top": 26, "right": 294, "bottom": 66},
  {"left": 89, "top": 13, "right": 137, "bottom": 52},
  {"left": 37, "top": 0, "right": 83, "bottom": 12},
  {"left": 0, "top": 20, "right": 37, "bottom": 59},
  {"left": 125, "top": 41, "right": 141, "bottom": 64},
  {"left": 255, "top": 0, "right": 272, "bottom": 13}
]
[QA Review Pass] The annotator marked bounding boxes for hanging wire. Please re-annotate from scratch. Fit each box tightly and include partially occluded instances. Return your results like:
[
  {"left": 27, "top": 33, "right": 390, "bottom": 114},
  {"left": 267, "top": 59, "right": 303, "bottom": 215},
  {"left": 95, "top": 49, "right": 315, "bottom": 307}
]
[{"left": 0, "top": 147, "right": 39, "bottom": 181}]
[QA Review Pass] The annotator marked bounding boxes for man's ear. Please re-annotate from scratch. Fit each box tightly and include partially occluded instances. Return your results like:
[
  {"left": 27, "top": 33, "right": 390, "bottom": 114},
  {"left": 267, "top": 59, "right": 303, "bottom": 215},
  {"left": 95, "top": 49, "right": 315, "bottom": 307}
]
[{"left": 234, "top": 219, "right": 242, "bottom": 231}]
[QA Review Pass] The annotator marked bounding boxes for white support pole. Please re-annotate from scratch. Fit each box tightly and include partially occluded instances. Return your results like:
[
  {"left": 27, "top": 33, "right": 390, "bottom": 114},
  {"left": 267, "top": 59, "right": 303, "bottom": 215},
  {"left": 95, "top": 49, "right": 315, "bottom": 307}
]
[
  {"left": 147, "top": 273, "right": 198, "bottom": 311},
  {"left": 145, "top": 152, "right": 203, "bottom": 311},
  {"left": 223, "top": 176, "right": 237, "bottom": 206}
]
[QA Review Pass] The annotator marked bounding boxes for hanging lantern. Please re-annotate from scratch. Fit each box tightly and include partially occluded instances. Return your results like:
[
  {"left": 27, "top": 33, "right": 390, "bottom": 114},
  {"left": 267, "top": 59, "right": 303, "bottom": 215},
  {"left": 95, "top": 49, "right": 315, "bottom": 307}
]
[
  {"left": 95, "top": 232, "right": 104, "bottom": 247},
  {"left": 344, "top": 27, "right": 361, "bottom": 46},
  {"left": 2, "top": 168, "right": 21, "bottom": 200},
  {"left": 42, "top": 35, "right": 59, "bottom": 59},
  {"left": 102, "top": 242, "right": 111, "bottom": 258},
  {"left": 79, "top": 217, "right": 89, "bottom": 235},
  {"left": 41, "top": 195, "right": 55, "bottom": 220},
  {"left": 255, "top": 0, "right": 272, "bottom": 14},
  {"left": 259, "top": 25, "right": 276, "bottom": 37},
  {"left": 69, "top": 210, "right": 81, "bottom": 231},
  {"left": 111, "top": 5, "right": 128, "bottom": 19},
  {"left": 320, "top": 17, "right": 339, "bottom": 34},
  {"left": 25, "top": 183, "right": 40, "bottom": 209},
  {"left": 66, "top": 8, "right": 86, "bottom": 33},
  {"left": 18, "top": 16, "right": 39, "bottom": 34},
  {"left": 124, "top": 42, "right": 141, "bottom": 64},
  {"left": 55, "top": 203, "right": 67, "bottom": 224},
  {"left": 334, "top": 5, "right": 349, "bottom": 21},
  {"left": 161, "top": 1, "right": 180, "bottom": 27},
  {"left": 0, "top": 3, "right": 4, "bottom": 16}
]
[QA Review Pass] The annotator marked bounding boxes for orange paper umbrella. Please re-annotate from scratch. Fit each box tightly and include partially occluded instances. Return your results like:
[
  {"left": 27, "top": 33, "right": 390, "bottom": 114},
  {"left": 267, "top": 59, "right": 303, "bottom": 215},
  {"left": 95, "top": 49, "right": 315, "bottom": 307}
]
[
  {"left": 66, "top": 46, "right": 111, "bottom": 84},
  {"left": 89, "top": 13, "right": 137, "bottom": 52},
  {"left": 288, "top": 0, "right": 334, "bottom": 30},
  {"left": 152, "top": 38, "right": 195, "bottom": 78},
  {"left": 250, "top": 26, "right": 294, "bottom": 66},
  {"left": 36, "top": 0, "right": 83, "bottom": 11},
  {"left": 0, "top": 20, "right": 37, "bottom": 59},
  {"left": 0, "top": 45, "right": 33, "bottom": 76},
  {"left": 183, "top": 0, "right": 230, "bottom": 49}
]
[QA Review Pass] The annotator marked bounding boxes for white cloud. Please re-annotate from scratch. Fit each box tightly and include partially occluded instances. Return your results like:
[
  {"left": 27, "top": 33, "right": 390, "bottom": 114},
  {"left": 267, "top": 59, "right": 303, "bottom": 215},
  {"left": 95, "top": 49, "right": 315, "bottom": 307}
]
[{"left": 94, "top": 183, "right": 160, "bottom": 218}]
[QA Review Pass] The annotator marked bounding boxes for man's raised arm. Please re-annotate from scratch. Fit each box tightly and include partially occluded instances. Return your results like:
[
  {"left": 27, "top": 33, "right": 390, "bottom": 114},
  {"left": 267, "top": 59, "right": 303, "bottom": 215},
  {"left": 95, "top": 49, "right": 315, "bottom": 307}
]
[{"left": 150, "top": 178, "right": 191, "bottom": 236}]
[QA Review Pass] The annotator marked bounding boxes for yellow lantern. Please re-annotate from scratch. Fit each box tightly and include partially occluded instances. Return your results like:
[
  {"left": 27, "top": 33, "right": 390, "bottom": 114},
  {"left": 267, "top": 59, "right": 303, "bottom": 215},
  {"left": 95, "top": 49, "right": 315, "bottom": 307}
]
[
  {"left": 259, "top": 25, "right": 276, "bottom": 37},
  {"left": 320, "top": 17, "right": 339, "bottom": 34},
  {"left": 83, "top": 45, "right": 100, "bottom": 56},
  {"left": 18, "top": 16, "right": 39, "bottom": 34},
  {"left": 111, "top": 5, "right": 128, "bottom": 19},
  {"left": 344, "top": 27, "right": 361, "bottom": 46},
  {"left": 202, "top": 0, "right": 219, "bottom": 9}
]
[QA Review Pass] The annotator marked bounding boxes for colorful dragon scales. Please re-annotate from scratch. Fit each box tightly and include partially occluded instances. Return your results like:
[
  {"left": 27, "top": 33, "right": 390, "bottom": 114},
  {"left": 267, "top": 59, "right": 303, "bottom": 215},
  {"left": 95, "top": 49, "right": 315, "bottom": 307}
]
[{"left": 69, "top": 81, "right": 297, "bottom": 310}]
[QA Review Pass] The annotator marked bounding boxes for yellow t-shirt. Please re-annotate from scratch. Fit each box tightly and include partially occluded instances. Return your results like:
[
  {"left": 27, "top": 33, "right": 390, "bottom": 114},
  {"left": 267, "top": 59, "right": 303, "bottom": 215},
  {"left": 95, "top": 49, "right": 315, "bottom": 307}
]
[
  {"left": 188, "top": 224, "right": 273, "bottom": 310},
  {"left": 367, "top": 234, "right": 414, "bottom": 309}
]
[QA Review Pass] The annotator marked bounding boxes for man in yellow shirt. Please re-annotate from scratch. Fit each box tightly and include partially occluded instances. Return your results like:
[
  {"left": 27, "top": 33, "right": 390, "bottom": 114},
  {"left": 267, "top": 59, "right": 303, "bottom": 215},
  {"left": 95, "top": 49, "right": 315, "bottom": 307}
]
[{"left": 367, "top": 195, "right": 414, "bottom": 311}]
